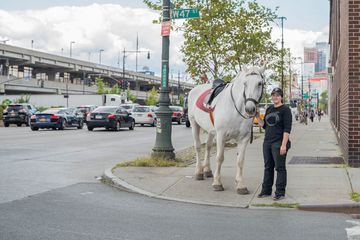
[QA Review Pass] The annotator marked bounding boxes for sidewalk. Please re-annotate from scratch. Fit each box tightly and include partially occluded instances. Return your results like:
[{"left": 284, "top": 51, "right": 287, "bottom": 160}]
[{"left": 104, "top": 117, "right": 360, "bottom": 210}]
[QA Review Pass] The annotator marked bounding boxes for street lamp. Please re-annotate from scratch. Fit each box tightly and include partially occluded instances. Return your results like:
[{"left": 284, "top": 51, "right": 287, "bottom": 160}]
[
  {"left": 99, "top": 49, "right": 104, "bottom": 64},
  {"left": 122, "top": 48, "right": 151, "bottom": 89},
  {"left": 70, "top": 41, "right": 75, "bottom": 58},
  {"left": 0, "top": 39, "right": 9, "bottom": 44},
  {"left": 31, "top": 40, "right": 34, "bottom": 49},
  {"left": 297, "top": 57, "right": 304, "bottom": 100},
  {"left": 277, "top": 16, "right": 287, "bottom": 90}
]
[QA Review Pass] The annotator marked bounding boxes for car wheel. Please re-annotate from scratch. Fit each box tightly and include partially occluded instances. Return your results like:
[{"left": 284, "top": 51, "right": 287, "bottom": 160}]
[
  {"left": 59, "top": 119, "right": 66, "bottom": 130},
  {"left": 87, "top": 126, "right": 94, "bottom": 131},
  {"left": 77, "top": 120, "right": 84, "bottom": 129},
  {"left": 17, "top": 123, "right": 22, "bottom": 127},
  {"left": 129, "top": 120, "right": 135, "bottom": 130},
  {"left": 52, "top": 127, "right": 56, "bottom": 130},
  {"left": 185, "top": 120, "right": 191, "bottom": 128},
  {"left": 4, "top": 123, "right": 9, "bottom": 127},
  {"left": 140, "top": 124, "right": 144, "bottom": 127},
  {"left": 31, "top": 127, "right": 39, "bottom": 131},
  {"left": 177, "top": 119, "right": 181, "bottom": 125}
]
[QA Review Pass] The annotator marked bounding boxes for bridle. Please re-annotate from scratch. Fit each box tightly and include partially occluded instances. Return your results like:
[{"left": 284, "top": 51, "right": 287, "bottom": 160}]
[{"left": 230, "top": 72, "right": 264, "bottom": 119}]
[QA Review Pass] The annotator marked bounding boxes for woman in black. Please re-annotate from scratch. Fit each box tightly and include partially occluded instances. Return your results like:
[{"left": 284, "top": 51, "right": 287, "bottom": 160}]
[{"left": 255, "top": 87, "right": 292, "bottom": 200}]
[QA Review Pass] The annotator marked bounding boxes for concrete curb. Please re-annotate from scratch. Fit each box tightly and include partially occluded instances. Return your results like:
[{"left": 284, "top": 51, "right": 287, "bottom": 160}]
[
  {"left": 299, "top": 203, "right": 360, "bottom": 214},
  {"left": 102, "top": 168, "right": 250, "bottom": 209}
]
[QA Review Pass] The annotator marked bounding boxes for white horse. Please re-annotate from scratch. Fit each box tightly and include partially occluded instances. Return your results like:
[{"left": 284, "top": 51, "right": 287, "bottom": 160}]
[{"left": 188, "top": 66, "right": 265, "bottom": 194}]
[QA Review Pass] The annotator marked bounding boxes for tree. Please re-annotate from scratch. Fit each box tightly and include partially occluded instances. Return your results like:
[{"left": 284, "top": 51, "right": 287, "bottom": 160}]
[
  {"left": 127, "top": 89, "right": 137, "bottom": 103},
  {"left": 95, "top": 77, "right": 106, "bottom": 94},
  {"left": 145, "top": 87, "right": 158, "bottom": 106},
  {"left": 319, "top": 90, "right": 328, "bottom": 110},
  {"left": 110, "top": 84, "right": 121, "bottom": 94},
  {"left": 144, "top": 0, "right": 280, "bottom": 83},
  {"left": 14, "top": 94, "right": 31, "bottom": 103}
]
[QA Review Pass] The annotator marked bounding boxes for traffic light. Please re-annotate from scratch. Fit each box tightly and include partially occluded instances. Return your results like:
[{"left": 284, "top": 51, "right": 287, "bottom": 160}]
[{"left": 124, "top": 81, "right": 128, "bottom": 89}]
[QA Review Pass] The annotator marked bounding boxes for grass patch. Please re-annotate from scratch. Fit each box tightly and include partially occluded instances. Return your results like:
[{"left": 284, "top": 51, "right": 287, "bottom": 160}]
[
  {"left": 112, "top": 156, "right": 188, "bottom": 169},
  {"left": 350, "top": 192, "right": 360, "bottom": 202},
  {"left": 252, "top": 202, "right": 299, "bottom": 209}
]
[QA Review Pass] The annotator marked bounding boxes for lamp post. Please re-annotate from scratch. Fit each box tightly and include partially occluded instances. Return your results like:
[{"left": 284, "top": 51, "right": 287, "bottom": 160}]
[
  {"left": 70, "top": 41, "right": 75, "bottom": 58},
  {"left": 31, "top": 40, "right": 34, "bottom": 49},
  {"left": 152, "top": 0, "right": 175, "bottom": 159},
  {"left": 277, "top": 16, "right": 287, "bottom": 90},
  {"left": 297, "top": 57, "right": 304, "bottom": 100},
  {"left": 99, "top": 49, "right": 104, "bottom": 64},
  {"left": 122, "top": 48, "right": 150, "bottom": 89}
]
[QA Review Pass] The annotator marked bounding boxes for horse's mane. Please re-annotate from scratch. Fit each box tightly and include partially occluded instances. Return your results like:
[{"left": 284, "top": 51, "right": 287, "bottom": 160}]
[{"left": 231, "top": 66, "right": 263, "bottom": 83}]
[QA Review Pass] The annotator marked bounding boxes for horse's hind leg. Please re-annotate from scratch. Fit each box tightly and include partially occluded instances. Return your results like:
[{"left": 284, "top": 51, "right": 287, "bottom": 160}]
[
  {"left": 203, "top": 133, "right": 214, "bottom": 178},
  {"left": 191, "top": 121, "right": 204, "bottom": 180},
  {"left": 212, "top": 132, "right": 225, "bottom": 191}
]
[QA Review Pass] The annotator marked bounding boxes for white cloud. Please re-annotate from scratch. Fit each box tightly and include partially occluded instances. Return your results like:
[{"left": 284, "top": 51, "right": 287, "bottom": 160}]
[{"left": 0, "top": 3, "right": 328, "bottom": 78}]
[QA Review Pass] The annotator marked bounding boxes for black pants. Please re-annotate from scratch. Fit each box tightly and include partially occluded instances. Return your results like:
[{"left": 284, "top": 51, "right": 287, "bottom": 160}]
[{"left": 261, "top": 141, "right": 287, "bottom": 196}]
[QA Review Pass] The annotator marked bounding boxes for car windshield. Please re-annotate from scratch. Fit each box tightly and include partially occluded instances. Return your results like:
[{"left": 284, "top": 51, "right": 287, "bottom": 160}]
[
  {"left": 93, "top": 107, "right": 117, "bottom": 113},
  {"left": 77, "top": 107, "right": 90, "bottom": 113},
  {"left": 133, "top": 107, "right": 150, "bottom": 112},
  {"left": 170, "top": 106, "right": 182, "bottom": 112},
  {"left": 42, "top": 109, "right": 66, "bottom": 114},
  {"left": 121, "top": 105, "right": 132, "bottom": 109},
  {"left": 6, "top": 105, "right": 24, "bottom": 111}
]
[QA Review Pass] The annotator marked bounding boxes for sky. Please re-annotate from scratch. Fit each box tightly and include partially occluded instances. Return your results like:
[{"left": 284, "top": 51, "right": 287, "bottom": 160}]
[{"left": 0, "top": 0, "right": 330, "bottom": 79}]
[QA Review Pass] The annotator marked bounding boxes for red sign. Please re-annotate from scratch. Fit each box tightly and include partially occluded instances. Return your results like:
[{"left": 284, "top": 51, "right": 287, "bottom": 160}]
[{"left": 161, "top": 21, "right": 171, "bottom": 36}]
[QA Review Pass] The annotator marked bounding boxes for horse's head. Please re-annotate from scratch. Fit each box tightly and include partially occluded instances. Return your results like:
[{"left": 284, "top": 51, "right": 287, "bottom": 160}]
[{"left": 240, "top": 66, "right": 265, "bottom": 116}]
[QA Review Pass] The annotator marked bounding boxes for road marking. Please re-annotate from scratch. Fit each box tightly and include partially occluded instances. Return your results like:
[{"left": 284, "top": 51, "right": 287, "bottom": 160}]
[
  {"left": 80, "top": 192, "right": 94, "bottom": 195},
  {"left": 346, "top": 220, "right": 360, "bottom": 240}
]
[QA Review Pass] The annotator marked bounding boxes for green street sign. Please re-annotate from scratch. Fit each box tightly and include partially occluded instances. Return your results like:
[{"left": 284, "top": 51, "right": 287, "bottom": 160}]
[{"left": 172, "top": 8, "right": 200, "bottom": 19}]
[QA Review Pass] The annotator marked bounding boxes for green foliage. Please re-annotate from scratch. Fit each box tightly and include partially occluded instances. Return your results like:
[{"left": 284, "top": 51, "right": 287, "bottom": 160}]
[
  {"left": 145, "top": 87, "right": 158, "bottom": 105},
  {"left": 95, "top": 77, "right": 107, "bottom": 94},
  {"left": 14, "top": 94, "right": 31, "bottom": 103},
  {"left": 144, "top": 0, "right": 280, "bottom": 82},
  {"left": 319, "top": 90, "right": 328, "bottom": 110},
  {"left": 35, "top": 106, "right": 48, "bottom": 112},
  {"left": 0, "top": 99, "right": 12, "bottom": 120},
  {"left": 110, "top": 84, "right": 121, "bottom": 94},
  {"left": 112, "top": 156, "right": 187, "bottom": 168},
  {"left": 252, "top": 203, "right": 299, "bottom": 209},
  {"left": 179, "top": 95, "right": 185, "bottom": 106},
  {"left": 350, "top": 192, "right": 360, "bottom": 202},
  {"left": 127, "top": 89, "right": 137, "bottom": 103}
]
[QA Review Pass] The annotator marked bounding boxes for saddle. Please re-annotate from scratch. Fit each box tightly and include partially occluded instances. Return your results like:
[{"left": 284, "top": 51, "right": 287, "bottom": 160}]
[{"left": 195, "top": 79, "right": 228, "bottom": 113}]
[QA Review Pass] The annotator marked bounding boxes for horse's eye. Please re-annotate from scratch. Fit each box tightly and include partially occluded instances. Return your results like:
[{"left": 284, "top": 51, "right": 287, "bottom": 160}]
[{"left": 258, "top": 82, "right": 263, "bottom": 87}]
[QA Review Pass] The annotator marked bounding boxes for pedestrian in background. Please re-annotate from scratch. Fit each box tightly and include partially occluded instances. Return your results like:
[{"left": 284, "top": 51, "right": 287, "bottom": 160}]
[
  {"left": 310, "top": 109, "right": 315, "bottom": 123},
  {"left": 255, "top": 87, "right": 292, "bottom": 201}
]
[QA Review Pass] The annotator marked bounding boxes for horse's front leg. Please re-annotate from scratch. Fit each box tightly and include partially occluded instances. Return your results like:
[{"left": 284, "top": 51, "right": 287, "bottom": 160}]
[
  {"left": 235, "top": 136, "right": 251, "bottom": 195},
  {"left": 212, "top": 132, "right": 225, "bottom": 191},
  {"left": 203, "top": 133, "right": 215, "bottom": 178}
]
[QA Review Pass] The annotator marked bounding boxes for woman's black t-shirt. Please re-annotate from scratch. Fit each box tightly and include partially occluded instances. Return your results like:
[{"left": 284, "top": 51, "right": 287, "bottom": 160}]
[{"left": 263, "top": 104, "right": 292, "bottom": 143}]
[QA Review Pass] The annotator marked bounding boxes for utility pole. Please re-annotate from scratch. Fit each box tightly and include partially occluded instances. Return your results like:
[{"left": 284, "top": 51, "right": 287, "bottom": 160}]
[
  {"left": 152, "top": 0, "right": 175, "bottom": 159},
  {"left": 277, "top": 16, "right": 287, "bottom": 90},
  {"left": 178, "top": 70, "right": 181, "bottom": 102},
  {"left": 70, "top": 41, "right": 75, "bottom": 58}
]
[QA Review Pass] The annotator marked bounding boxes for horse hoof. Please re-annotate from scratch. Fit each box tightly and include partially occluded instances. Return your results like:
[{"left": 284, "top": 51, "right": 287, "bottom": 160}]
[
  {"left": 237, "top": 188, "right": 250, "bottom": 195},
  {"left": 204, "top": 170, "right": 213, "bottom": 178},
  {"left": 195, "top": 174, "right": 204, "bottom": 180},
  {"left": 213, "top": 184, "right": 224, "bottom": 191}
]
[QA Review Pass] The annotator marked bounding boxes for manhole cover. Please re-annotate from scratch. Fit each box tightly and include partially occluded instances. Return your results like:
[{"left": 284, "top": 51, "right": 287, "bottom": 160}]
[{"left": 289, "top": 156, "right": 344, "bottom": 164}]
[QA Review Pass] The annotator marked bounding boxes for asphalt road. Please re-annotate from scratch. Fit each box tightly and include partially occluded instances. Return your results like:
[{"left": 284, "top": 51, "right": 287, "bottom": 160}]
[
  {"left": 0, "top": 124, "right": 193, "bottom": 204},
  {"left": 0, "top": 183, "right": 353, "bottom": 240}
]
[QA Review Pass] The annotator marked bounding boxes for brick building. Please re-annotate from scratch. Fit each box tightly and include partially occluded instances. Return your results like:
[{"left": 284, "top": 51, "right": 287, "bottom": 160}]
[{"left": 329, "top": 0, "right": 360, "bottom": 167}]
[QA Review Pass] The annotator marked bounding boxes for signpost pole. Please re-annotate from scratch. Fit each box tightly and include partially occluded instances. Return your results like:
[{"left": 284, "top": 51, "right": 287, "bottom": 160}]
[{"left": 152, "top": 0, "right": 175, "bottom": 159}]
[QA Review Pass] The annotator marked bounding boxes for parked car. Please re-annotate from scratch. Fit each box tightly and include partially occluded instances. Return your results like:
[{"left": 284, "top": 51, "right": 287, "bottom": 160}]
[
  {"left": 3, "top": 104, "right": 37, "bottom": 127},
  {"left": 170, "top": 106, "right": 184, "bottom": 124},
  {"left": 30, "top": 108, "right": 84, "bottom": 131},
  {"left": 86, "top": 106, "right": 135, "bottom": 131},
  {"left": 183, "top": 95, "right": 190, "bottom": 127},
  {"left": 120, "top": 103, "right": 140, "bottom": 113},
  {"left": 132, "top": 106, "right": 157, "bottom": 126},
  {"left": 76, "top": 105, "right": 97, "bottom": 123}
]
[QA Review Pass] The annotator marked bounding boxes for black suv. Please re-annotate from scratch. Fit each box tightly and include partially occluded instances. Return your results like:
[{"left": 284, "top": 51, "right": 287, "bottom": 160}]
[{"left": 3, "top": 104, "right": 37, "bottom": 127}]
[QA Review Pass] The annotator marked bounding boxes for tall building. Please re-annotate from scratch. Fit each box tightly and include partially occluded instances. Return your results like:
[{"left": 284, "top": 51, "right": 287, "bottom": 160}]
[
  {"left": 329, "top": 0, "right": 360, "bottom": 167},
  {"left": 315, "top": 42, "right": 330, "bottom": 72}
]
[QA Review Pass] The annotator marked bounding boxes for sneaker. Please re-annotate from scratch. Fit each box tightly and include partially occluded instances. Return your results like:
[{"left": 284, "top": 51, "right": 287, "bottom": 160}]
[
  {"left": 257, "top": 192, "right": 272, "bottom": 198},
  {"left": 273, "top": 194, "right": 285, "bottom": 201}
]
